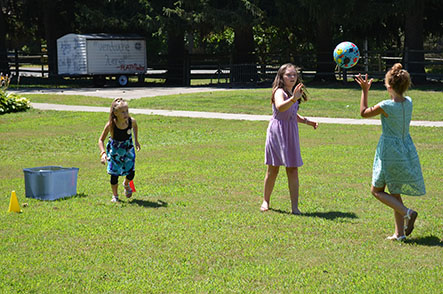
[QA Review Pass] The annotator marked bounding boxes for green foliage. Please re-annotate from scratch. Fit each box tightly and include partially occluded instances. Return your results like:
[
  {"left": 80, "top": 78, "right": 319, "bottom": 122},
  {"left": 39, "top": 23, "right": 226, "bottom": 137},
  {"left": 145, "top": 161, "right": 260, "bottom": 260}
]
[
  {"left": 0, "top": 74, "right": 30, "bottom": 114},
  {"left": 0, "top": 90, "right": 31, "bottom": 114},
  {"left": 200, "top": 27, "right": 234, "bottom": 54}
]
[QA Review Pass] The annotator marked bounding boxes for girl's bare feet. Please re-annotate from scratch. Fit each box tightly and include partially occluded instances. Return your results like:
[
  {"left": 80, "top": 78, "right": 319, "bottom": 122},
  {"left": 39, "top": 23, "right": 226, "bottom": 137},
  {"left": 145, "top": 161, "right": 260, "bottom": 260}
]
[
  {"left": 292, "top": 209, "right": 302, "bottom": 215},
  {"left": 260, "top": 201, "right": 269, "bottom": 212}
]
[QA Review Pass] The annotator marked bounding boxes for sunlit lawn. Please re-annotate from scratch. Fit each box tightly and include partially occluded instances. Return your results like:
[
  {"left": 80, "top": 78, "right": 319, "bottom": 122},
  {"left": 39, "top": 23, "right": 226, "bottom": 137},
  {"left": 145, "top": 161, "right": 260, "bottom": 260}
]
[{"left": 0, "top": 105, "right": 441, "bottom": 293}]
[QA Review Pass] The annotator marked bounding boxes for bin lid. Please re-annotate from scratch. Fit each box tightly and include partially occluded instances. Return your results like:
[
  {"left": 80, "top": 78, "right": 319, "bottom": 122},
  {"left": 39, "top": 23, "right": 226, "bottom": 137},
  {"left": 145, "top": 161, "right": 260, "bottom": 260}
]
[{"left": 23, "top": 166, "right": 79, "bottom": 173}]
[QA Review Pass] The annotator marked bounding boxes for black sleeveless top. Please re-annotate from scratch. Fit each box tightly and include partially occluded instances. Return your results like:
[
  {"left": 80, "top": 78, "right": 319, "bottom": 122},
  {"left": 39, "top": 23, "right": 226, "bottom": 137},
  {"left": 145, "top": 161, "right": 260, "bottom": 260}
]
[{"left": 113, "top": 118, "right": 132, "bottom": 141}]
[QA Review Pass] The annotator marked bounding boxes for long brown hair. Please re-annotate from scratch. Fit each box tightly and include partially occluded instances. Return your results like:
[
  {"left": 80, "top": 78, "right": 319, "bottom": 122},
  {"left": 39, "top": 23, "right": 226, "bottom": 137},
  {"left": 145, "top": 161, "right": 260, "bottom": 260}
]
[
  {"left": 385, "top": 63, "right": 411, "bottom": 95},
  {"left": 271, "top": 63, "right": 308, "bottom": 104},
  {"left": 108, "top": 98, "right": 128, "bottom": 138}
]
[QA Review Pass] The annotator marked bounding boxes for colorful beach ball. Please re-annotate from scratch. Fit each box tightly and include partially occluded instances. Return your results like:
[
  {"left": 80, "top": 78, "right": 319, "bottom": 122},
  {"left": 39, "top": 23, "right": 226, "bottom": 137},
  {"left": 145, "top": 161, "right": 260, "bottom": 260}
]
[{"left": 333, "top": 41, "right": 360, "bottom": 68}]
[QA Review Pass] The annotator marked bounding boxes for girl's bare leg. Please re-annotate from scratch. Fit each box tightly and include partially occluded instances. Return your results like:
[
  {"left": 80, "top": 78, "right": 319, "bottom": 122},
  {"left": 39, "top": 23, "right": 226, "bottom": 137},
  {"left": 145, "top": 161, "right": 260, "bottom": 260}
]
[
  {"left": 371, "top": 186, "right": 408, "bottom": 216},
  {"left": 111, "top": 184, "right": 118, "bottom": 196},
  {"left": 286, "top": 167, "right": 301, "bottom": 215},
  {"left": 262, "top": 165, "right": 279, "bottom": 211},
  {"left": 371, "top": 186, "right": 414, "bottom": 237},
  {"left": 111, "top": 183, "right": 119, "bottom": 202},
  {"left": 391, "top": 194, "right": 405, "bottom": 237}
]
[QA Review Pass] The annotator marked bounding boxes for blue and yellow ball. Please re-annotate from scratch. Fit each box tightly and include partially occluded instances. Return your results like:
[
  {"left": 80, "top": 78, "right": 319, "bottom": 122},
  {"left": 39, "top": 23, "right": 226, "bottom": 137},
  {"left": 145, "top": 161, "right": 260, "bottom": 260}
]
[{"left": 333, "top": 41, "right": 360, "bottom": 68}]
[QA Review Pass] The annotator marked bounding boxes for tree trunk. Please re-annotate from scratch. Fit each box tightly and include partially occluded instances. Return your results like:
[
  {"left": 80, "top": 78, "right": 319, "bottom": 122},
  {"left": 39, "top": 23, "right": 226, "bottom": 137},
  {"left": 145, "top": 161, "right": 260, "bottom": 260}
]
[
  {"left": 43, "top": 3, "right": 58, "bottom": 77},
  {"left": 0, "top": 8, "right": 9, "bottom": 75},
  {"left": 231, "top": 25, "right": 257, "bottom": 83},
  {"left": 404, "top": 0, "right": 426, "bottom": 83},
  {"left": 42, "top": 0, "right": 75, "bottom": 78},
  {"left": 233, "top": 25, "right": 255, "bottom": 64},
  {"left": 166, "top": 28, "right": 187, "bottom": 85},
  {"left": 314, "top": 15, "right": 335, "bottom": 81}
]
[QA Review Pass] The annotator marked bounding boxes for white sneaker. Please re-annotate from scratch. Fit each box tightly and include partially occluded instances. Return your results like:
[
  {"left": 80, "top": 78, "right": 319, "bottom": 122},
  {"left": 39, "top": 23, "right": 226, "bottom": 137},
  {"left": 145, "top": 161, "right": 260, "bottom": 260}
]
[
  {"left": 111, "top": 195, "right": 119, "bottom": 202},
  {"left": 386, "top": 234, "right": 406, "bottom": 241}
]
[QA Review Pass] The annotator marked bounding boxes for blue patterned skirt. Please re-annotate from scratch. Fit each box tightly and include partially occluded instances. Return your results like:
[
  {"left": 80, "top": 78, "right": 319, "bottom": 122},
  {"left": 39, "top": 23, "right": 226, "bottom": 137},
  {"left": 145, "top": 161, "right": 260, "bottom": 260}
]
[
  {"left": 372, "top": 134, "right": 425, "bottom": 196},
  {"left": 106, "top": 137, "right": 135, "bottom": 176}
]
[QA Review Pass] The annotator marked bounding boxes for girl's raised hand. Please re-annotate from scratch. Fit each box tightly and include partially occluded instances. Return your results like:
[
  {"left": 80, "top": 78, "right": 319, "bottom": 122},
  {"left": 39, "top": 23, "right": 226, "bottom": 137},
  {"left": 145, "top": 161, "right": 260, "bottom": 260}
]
[
  {"left": 354, "top": 74, "right": 373, "bottom": 92},
  {"left": 293, "top": 83, "right": 304, "bottom": 99}
]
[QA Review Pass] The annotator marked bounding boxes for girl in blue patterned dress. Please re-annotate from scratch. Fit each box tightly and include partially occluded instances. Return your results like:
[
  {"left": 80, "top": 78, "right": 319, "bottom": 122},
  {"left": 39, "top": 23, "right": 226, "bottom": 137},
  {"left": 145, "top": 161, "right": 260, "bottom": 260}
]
[
  {"left": 99, "top": 98, "right": 141, "bottom": 202},
  {"left": 355, "top": 63, "right": 425, "bottom": 241}
]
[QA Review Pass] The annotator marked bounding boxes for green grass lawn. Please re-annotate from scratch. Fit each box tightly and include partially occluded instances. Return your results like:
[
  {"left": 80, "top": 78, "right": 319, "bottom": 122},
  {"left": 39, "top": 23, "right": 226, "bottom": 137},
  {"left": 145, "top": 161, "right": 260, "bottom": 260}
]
[
  {"left": 0, "top": 105, "right": 442, "bottom": 293},
  {"left": 25, "top": 84, "right": 443, "bottom": 121}
]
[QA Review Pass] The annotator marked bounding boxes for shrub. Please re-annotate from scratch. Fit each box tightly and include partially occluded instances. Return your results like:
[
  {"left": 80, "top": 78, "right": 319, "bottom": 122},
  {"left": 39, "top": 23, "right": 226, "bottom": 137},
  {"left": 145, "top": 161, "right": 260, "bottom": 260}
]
[{"left": 0, "top": 73, "right": 31, "bottom": 114}]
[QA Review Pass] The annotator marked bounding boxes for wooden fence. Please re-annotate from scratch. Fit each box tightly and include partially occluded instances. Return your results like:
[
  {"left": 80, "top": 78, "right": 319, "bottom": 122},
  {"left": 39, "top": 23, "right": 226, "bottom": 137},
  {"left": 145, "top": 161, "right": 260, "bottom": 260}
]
[
  {"left": 8, "top": 49, "right": 49, "bottom": 78},
  {"left": 145, "top": 49, "right": 443, "bottom": 84},
  {"left": 7, "top": 49, "right": 443, "bottom": 85}
]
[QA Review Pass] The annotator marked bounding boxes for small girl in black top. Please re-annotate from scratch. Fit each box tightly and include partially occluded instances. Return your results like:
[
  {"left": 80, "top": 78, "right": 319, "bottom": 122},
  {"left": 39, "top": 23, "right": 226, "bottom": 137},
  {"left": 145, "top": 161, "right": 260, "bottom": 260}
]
[{"left": 99, "top": 98, "right": 141, "bottom": 202}]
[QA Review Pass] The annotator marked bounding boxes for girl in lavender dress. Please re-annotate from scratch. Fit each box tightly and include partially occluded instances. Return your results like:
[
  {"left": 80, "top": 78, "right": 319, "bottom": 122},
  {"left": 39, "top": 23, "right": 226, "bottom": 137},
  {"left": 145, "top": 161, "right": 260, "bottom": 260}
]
[
  {"left": 355, "top": 64, "right": 425, "bottom": 241},
  {"left": 261, "top": 63, "right": 318, "bottom": 214}
]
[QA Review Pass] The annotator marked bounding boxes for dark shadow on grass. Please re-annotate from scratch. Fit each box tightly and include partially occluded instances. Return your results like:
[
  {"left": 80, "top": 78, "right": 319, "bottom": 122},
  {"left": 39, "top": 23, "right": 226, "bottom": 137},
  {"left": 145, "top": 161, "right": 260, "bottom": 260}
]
[
  {"left": 50, "top": 192, "right": 88, "bottom": 201},
  {"left": 404, "top": 235, "right": 442, "bottom": 247},
  {"left": 129, "top": 198, "right": 168, "bottom": 208},
  {"left": 73, "top": 192, "right": 88, "bottom": 198},
  {"left": 269, "top": 209, "right": 358, "bottom": 220},
  {"left": 268, "top": 208, "right": 292, "bottom": 215},
  {"left": 302, "top": 211, "right": 358, "bottom": 220}
]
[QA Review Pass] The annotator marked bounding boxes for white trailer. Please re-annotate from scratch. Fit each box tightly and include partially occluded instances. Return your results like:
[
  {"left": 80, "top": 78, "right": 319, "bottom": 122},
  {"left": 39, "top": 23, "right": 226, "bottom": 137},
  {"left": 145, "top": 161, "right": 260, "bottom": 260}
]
[{"left": 57, "top": 33, "right": 147, "bottom": 86}]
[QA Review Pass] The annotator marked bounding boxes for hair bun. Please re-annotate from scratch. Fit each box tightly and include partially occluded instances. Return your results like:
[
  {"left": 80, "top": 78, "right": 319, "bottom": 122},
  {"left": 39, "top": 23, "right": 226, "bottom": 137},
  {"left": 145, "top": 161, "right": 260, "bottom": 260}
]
[{"left": 391, "top": 63, "right": 403, "bottom": 73}]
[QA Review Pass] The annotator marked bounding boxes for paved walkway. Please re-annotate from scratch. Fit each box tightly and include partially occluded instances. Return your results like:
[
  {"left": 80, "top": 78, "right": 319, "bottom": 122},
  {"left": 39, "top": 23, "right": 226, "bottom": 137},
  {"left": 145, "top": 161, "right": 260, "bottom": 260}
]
[
  {"left": 12, "top": 86, "right": 442, "bottom": 127},
  {"left": 31, "top": 102, "right": 443, "bottom": 127},
  {"left": 13, "top": 86, "right": 231, "bottom": 100}
]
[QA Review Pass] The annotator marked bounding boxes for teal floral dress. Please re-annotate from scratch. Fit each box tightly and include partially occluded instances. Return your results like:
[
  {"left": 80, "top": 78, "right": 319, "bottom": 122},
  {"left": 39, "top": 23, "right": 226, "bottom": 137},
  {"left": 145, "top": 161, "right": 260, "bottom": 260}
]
[
  {"left": 372, "top": 96, "right": 426, "bottom": 196},
  {"left": 106, "top": 120, "right": 135, "bottom": 177}
]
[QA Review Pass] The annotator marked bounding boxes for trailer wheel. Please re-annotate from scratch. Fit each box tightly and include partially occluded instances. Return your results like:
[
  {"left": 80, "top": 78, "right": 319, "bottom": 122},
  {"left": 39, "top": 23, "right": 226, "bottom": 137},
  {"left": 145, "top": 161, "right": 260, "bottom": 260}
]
[{"left": 118, "top": 75, "right": 128, "bottom": 86}]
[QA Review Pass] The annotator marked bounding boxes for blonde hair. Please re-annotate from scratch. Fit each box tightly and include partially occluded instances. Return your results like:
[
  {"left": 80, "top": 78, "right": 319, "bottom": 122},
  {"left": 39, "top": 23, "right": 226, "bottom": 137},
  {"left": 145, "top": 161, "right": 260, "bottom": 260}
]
[
  {"left": 385, "top": 63, "right": 411, "bottom": 95},
  {"left": 271, "top": 63, "right": 308, "bottom": 104},
  {"left": 108, "top": 98, "right": 128, "bottom": 138}
]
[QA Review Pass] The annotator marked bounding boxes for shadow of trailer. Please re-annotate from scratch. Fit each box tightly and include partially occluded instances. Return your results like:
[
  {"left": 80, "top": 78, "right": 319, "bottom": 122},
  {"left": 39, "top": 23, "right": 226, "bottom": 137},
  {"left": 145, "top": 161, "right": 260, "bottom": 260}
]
[{"left": 57, "top": 33, "right": 147, "bottom": 86}]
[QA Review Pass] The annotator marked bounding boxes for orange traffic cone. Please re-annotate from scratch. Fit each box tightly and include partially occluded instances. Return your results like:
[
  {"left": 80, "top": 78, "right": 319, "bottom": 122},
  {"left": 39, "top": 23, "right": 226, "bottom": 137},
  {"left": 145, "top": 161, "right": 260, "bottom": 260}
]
[{"left": 8, "top": 191, "right": 22, "bottom": 213}]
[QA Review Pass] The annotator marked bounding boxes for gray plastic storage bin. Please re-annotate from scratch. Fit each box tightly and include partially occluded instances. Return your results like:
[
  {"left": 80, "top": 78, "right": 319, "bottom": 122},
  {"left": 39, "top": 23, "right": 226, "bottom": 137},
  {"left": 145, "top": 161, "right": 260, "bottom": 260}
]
[{"left": 23, "top": 166, "right": 79, "bottom": 200}]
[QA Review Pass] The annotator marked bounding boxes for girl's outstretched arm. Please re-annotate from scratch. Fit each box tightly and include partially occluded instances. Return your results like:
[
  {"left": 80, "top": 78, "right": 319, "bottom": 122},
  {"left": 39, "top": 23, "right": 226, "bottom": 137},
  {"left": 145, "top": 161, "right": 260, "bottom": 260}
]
[
  {"left": 98, "top": 122, "right": 110, "bottom": 164},
  {"left": 355, "top": 74, "right": 386, "bottom": 118},
  {"left": 132, "top": 117, "right": 141, "bottom": 151},
  {"left": 296, "top": 114, "right": 318, "bottom": 129}
]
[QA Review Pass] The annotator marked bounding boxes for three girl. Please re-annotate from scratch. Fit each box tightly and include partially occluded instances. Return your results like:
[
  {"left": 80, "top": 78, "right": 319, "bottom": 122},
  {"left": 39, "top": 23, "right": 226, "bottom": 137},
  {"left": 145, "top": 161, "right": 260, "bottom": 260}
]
[
  {"left": 355, "top": 63, "right": 426, "bottom": 240},
  {"left": 99, "top": 98, "right": 141, "bottom": 202},
  {"left": 97, "top": 64, "right": 426, "bottom": 241},
  {"left": 261, "top": 63, "right": 318, "bottom": 215}
]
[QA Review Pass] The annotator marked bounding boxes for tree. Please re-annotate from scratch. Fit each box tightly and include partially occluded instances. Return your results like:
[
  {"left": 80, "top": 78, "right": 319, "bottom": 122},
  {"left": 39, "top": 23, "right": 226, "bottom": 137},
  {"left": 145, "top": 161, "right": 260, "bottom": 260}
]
[
  {"left": 204, "top": 0, "right": 265, "bottom": 83},
  {"left": 0, "top": 0, "right": 27, "bottom": 75},
  {"left": 294, "top": 0, "right": 339, "bottom": 81},
  {"left": 148, "top": 0, "right": 206, "bottom": 85},
  {"left": 21, "top": 0, "right": 76, "bottom": 77},
  {"left": 0, "top": 1, "right": 9, "bottom": 75},
  {"left": 403, "top": 0, "right": 425, "bottom": 83}
]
